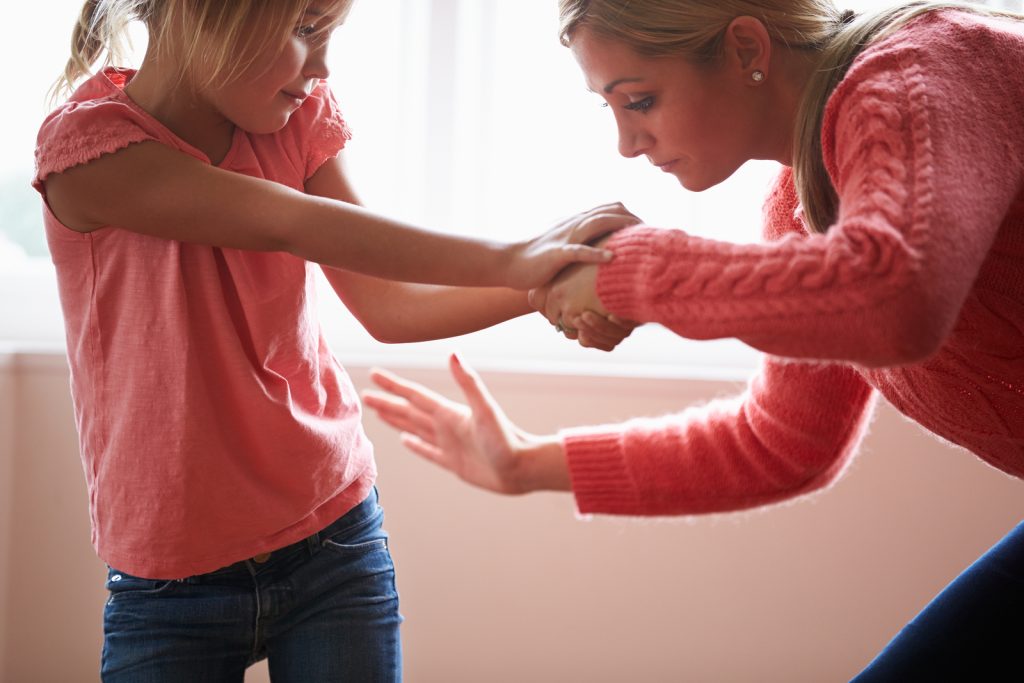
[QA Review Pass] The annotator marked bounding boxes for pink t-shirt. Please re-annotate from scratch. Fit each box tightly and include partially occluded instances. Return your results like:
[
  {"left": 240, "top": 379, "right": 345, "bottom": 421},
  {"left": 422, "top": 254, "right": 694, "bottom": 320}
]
[
  {"left": 33, "top": 69, "right": 375, "bottom": 579},
  {"left": 564, "top": 10, "right": 1024, "bottom": 516}
]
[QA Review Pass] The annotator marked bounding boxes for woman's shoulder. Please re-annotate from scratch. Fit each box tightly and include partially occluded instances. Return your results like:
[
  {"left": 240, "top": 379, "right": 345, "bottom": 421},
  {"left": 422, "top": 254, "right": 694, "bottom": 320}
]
[{"left": 845, "top": 9, "right": 1024, "bottom": 86}]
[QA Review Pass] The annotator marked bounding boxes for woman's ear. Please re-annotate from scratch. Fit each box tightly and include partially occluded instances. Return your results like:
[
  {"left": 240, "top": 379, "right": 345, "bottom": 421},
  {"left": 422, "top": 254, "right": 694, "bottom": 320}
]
[{"left": 722, "top": 16, "right": 772, "bottom": 84}]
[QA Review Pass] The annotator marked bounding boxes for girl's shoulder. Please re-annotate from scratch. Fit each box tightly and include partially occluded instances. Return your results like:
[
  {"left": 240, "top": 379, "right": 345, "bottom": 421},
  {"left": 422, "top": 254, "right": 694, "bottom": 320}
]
[
  {"left": 279, "top": 81, "right": 353, "bottom": 147},
  {"left": 275, "top": 80, "right": 353, "bottom": 182},
  {"left": 33, "top": 68, "right": 190, "bottom": 192}
]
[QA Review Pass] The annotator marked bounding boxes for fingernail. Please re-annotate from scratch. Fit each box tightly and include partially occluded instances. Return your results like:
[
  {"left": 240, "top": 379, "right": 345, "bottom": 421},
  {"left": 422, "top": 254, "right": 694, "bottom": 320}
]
[{"left": 602, "top": 250, "right": 614, "bottom": 260}]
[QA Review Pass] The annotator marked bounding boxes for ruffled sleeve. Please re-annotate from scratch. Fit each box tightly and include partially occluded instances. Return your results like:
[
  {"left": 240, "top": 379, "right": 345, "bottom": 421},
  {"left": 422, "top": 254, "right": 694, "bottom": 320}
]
[
  {"left": 34, "top": 100, "right": 153, "bottom": 193},
  {"left": 33, "top": 69, "right": 207, "bottom": 195},
  {"left": 288, "top": 80, "right": 353, "bottom": 181}
]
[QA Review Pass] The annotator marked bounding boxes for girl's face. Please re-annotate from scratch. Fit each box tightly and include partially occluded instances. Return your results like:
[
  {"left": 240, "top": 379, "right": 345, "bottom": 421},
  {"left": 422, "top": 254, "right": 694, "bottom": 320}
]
[
  {"left": 570, "top": 28, "right": 761, "bottom": 192},
  {"left": 202, "top": 5, "right": 345, "bottom": 134}
]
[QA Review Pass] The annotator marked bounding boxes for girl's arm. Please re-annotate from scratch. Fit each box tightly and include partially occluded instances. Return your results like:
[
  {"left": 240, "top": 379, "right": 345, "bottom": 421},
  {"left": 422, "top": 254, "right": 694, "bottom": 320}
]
[
  {"left": 362, "top": 354, "right": 876, "bottom": 516},
  {"left": 304, "top": 153, "right": 532, "bottom": 342},
  {"left": 305, "top": 154, "right": 638, "bottom": 346},
  {"left": 42, "top": 140, "right": 633, "bottom": 289}
]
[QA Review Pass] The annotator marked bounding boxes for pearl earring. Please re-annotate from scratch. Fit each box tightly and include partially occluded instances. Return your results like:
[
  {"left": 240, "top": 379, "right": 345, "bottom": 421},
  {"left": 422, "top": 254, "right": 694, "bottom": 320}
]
[{"left": 751, "top": 70, "right": 765, "bottom": 82}]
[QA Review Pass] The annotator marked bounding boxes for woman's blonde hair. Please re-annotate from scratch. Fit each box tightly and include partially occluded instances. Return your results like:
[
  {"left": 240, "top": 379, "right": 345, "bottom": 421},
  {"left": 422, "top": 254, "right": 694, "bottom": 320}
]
[
  {"left": 56, "top": 0, "right": 351, "bottom": 101},
  {"left": 558, "top": 0, "right": 1022, "bottom": 234}
]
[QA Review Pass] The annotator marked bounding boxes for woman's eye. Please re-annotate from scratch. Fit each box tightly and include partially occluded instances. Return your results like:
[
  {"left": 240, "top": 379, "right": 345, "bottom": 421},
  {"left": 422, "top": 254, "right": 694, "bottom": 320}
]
[
  {"left": 296, "top": 24, "right": 317, "bottom": 38},
  {"left": 625, "top": 96, "right": 654, "bottom": 113}
]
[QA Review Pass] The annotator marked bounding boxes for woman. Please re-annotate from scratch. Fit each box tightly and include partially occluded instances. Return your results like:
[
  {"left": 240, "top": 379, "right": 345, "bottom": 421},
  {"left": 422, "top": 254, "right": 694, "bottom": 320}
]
[{"left": 364, "top": 1, "right": 1024, "bottom": 680}]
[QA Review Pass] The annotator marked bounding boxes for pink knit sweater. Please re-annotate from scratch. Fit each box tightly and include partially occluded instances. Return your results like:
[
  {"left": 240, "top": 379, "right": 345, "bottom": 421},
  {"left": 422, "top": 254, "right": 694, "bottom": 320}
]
[{"left": 563, "top": 10, "right": 1024, "bottom": 516}]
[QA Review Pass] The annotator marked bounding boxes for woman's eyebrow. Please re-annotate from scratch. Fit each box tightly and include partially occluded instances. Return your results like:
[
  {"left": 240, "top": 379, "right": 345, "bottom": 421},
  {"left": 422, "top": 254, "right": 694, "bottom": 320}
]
[{"left": 603, "top": 77, "right": 644, "bottom": 93}]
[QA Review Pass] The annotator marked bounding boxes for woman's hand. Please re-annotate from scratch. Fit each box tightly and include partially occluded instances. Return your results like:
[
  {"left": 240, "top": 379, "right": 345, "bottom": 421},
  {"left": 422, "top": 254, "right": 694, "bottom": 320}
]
[
  {"left": 503, "top": 202, "right": 640, "bottom": 290},
  {"left": 530, "top": 260, "right": 640, "bottom": 348},
  {"left": 362, "top": 355, "right": 571, "bottom": 494}
]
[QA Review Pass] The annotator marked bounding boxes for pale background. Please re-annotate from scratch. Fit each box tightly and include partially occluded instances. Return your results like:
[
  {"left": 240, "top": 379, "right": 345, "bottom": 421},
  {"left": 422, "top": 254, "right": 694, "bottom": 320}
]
[{"left": 2, "top": 351, "right": 1023, "bottom": 682}]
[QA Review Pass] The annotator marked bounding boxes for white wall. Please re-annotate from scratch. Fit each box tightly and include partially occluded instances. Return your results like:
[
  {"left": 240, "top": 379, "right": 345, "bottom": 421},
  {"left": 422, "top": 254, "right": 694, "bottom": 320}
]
[{"left": 1, "top": 351, "right": 1023, "bottom": 682}]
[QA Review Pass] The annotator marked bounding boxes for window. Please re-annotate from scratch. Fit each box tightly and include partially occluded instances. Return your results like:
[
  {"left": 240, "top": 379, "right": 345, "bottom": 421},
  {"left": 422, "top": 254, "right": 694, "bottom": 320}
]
[{"left": 3, "top": 0, "right": 1019, "bottom": 375}]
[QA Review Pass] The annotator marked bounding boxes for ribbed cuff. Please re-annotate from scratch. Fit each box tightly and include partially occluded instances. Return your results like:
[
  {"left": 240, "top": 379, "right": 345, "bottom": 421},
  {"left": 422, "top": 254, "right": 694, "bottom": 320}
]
[
  {"left": 596, "top": 227, "right": 663, "bottom": 322},
  {"left": 561, "top": 427, "right": 642, "bottom": 516}
]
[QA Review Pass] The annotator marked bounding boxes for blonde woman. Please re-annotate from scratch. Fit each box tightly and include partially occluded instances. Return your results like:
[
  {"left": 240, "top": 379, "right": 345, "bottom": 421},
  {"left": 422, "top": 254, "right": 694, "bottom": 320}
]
[
  {"left": 364, "top": 1, "right": 1024, "bottom": 679},
  {"left": 31, "top": 0, "right": 640, "bottom": 679}
]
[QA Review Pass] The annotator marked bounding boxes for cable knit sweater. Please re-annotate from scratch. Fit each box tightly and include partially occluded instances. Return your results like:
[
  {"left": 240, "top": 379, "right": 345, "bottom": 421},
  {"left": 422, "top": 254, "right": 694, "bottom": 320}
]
[{"left": 563, "top": 10, "right": 1024, "bottom": 516}]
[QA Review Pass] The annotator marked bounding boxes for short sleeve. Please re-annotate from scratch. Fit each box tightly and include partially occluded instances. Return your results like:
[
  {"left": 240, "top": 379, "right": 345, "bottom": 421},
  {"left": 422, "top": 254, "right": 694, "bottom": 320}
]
[
  {"left": 292, "top": 81, "right": 353, "bottom": 180},
  {"left": 33, "top": 69, "right": 207, "bottom": 196},
  {"left": 33, "top": 99, "right": 156, "bottom": 194}
]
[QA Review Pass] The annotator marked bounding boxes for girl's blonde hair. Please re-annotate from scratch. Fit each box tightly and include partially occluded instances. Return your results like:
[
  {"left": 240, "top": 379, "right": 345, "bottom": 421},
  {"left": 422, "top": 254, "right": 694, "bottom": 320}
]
[
  {"left": 57, "top": 0, "right": 351, "bottom": 101},
  {"left": 557, "top": 0, "right": 1023, "bottom": 234}
]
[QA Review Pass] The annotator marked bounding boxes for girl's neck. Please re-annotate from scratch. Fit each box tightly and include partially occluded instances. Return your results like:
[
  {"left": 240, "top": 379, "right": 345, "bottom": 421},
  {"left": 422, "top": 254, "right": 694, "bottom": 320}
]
[{"left": 124, "top": 57, "right": 237, "bottom": 165}]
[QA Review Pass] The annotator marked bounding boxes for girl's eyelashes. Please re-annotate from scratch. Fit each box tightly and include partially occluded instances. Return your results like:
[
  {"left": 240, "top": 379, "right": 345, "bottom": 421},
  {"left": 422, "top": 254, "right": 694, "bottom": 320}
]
[
  {"left": 296, "top": 24, "right": 319, "bottom": 38},
  {"left": 625, "top": 96, "right": 654, "bottom": 113}
]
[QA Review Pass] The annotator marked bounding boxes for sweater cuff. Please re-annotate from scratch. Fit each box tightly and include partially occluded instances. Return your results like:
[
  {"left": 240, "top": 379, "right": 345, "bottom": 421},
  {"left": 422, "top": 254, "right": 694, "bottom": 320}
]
[
  {"left": 561, "top": 427, "right": 642, "bottom": 515},
  {"left": 597, "top": 226, "right": 663, "bottom": 322}
]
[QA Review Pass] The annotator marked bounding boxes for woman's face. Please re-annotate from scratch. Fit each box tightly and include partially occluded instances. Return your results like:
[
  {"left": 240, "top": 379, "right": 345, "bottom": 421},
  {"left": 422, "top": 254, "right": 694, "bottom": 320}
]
[{"left": 570, "top": 27, "right": 761, "bottom": 192}]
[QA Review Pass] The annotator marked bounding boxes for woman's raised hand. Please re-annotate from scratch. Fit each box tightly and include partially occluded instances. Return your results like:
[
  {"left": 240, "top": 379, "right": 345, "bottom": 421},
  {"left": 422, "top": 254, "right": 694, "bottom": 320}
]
[
  {"left": 503, "top": 202, "right": 640, "bottom": 290},
  {"left": 362, "top": 355, "right": 571, "bottom": 495}
]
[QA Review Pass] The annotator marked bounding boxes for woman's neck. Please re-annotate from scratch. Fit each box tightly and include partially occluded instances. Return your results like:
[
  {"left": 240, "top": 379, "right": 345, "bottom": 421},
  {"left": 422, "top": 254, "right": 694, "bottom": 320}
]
[{"left": 761, "top": 45, "right": 822, "bottom": 166}]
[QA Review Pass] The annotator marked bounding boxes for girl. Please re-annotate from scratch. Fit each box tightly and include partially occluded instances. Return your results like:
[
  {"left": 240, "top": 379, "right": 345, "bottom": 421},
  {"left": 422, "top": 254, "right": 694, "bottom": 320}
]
[
  {"left": 32, "top": 0, "right": 636, "bottom": 680},
  {"left": 363, "top": 1, "right": 1024, "bottom": 680}
]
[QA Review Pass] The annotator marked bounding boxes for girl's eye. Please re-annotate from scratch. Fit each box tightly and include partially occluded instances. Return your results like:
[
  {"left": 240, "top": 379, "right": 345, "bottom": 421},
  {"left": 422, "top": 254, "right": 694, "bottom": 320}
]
[
  {"left": 625, "top": 96, "right": 654, "bottom": 113},
  {"left": 296, "top": 24, "right": 317, "bottom": 38}
]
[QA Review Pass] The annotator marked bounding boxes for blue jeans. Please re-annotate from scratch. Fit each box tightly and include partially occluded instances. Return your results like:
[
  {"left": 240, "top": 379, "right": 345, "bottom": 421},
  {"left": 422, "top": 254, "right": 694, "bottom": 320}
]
[
  {"left": 851, "top": 520, "right": 1024, "bottom": 682},
  {"left": 101, "top": 488, "right": 402, "bottom": 682}
]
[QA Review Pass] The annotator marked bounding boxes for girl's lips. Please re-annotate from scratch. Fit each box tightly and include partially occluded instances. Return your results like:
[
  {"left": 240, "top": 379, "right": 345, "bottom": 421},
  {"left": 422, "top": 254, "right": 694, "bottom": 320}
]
[{"left": 656, "top": 160, "right": 678, "bottom": 172}]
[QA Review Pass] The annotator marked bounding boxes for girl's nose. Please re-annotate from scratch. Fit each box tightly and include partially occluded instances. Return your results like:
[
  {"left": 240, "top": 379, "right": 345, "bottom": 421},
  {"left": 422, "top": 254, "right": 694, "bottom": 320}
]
[{"left": 304, "top": 43, "right": 331, "bottom": 81}]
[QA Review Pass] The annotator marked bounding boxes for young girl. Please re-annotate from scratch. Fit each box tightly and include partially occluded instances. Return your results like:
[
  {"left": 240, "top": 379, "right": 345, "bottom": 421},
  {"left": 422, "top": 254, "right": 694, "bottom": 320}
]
[
  {"left": 363, "top": 1, "right": 1024, "bottom": 680},
  {"left": 32, "top": 0, "right": 636, "bottom": 680}
]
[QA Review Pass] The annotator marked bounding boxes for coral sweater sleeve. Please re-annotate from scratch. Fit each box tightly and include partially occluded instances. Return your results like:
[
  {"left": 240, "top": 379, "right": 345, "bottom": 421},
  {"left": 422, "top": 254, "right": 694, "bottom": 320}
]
[{"left": 594, "top": 16, "right": 1024, "bottom": 368}]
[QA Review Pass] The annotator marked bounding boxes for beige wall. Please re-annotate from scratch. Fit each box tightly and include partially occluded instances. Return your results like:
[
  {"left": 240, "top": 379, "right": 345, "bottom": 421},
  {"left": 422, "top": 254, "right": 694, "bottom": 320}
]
[{"left": 2, "top": 351, "right": 1023, "bottom": 682}]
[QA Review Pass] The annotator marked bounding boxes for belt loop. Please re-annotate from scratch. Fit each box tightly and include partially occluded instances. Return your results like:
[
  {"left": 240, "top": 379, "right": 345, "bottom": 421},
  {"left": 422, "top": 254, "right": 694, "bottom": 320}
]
[{"left": 307, "top": 529, "right": 321, "bottom": 556}]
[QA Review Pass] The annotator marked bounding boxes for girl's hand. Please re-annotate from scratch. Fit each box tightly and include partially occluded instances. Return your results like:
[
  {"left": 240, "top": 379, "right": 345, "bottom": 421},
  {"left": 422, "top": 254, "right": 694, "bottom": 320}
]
[
  {"left": 504, "top": 202, "right": 640, "bottom": 290},
  {"left": 362, "top": 356, "right": 570, "bottom": 494}
]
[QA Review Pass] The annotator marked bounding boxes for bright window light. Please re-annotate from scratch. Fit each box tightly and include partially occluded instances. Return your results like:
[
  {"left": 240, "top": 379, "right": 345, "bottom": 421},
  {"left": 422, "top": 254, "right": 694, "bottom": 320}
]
[{"left": 4, "top": 0, "right": 1017, "bottom": 377}]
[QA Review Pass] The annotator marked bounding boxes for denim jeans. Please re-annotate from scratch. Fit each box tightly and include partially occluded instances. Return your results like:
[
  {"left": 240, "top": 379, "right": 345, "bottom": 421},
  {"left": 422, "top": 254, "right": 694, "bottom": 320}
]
[
  {"left": 101, "top": 488, "right": 402, "bottom": 682},
  {"left": 851, "top": 519, "right": 1024, "bottom": 682}
]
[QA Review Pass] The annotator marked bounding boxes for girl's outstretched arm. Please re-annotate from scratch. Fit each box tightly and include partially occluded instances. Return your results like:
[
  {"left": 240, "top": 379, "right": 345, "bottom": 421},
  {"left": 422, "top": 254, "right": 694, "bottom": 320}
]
[
  {"left": 305, "top": 153, "right": 637, "bottom": 345},
  {"left": 42, "top": 140, "right": 636, "bottom": 289}
]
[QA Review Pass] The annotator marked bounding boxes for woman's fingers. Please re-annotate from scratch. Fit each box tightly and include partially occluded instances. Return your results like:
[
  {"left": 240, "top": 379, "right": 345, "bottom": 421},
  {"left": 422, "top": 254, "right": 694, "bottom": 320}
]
[
  {"left": 368, "top": 367, "right": 450, "bottom": 414},
  {"left": 362, "top": 389, "right": 436, "bottom": 438},
  {"left": 399, "top": 433, "right": 446, "bottom": 466},
  {"left": 448, "top": 354, "right": 504, "bottom": 421}
]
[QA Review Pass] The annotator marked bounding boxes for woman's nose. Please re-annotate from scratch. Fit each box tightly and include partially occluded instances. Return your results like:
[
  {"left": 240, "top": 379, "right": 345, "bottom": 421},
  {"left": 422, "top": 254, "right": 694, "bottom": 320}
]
[{"left": 617, "top": 123, "right": 652, "bottom": 159}]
